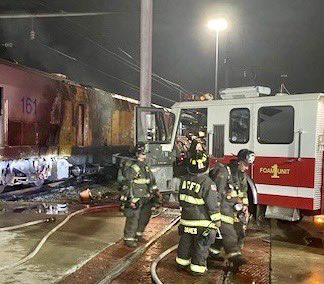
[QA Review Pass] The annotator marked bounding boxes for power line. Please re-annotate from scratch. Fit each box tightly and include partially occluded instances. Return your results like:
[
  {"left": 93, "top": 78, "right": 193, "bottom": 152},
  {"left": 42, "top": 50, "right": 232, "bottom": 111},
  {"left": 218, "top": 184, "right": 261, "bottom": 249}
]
[
  {"left": 30, "top": 0, "right": 194, "bottom": 96},
  {"left": 0, "top": 12, "right": 119, "bottom": 19},
  {"left": 38, "top": 40, "right": 176, "bottom": 104}
]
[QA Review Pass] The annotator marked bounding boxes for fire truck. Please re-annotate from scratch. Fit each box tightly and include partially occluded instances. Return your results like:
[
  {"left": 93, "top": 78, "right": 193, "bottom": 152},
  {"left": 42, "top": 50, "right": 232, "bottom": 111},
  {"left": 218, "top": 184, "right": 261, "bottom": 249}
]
[{"left": 136, "top": 86, "right": 324, "bottom": 222}]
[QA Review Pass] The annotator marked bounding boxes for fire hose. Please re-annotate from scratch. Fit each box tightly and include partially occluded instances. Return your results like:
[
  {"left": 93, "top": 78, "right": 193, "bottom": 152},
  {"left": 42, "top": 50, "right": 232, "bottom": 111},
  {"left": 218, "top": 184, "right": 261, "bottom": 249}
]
[
  {"left": 0, "top": 203, "right": 119, "bottom": 272},
  {"left": 150, "top": 227, "right": 222, "bottom": 284},
  {"left": 0, "top": 218, "right": 56, "bottom": 232},
  {"left": 98, "top": 215, "right": 180, "bottom": 284},
  {"left": 151, "top": 244, "right": 178, "bottom": 284}
]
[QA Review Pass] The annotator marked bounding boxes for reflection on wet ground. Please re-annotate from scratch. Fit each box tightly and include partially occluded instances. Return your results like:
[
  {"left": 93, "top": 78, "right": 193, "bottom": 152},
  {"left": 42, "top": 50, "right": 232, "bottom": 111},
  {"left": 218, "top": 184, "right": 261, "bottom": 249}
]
[
  {"left": 271, "top": 219, "right": 324, "bottom": 248},
  {"left": 1, "top": 180, "right": 323, "bottom": 284},
  {"left": 0, "top": 209, "right": 125, "bottom": 284},
  {"left": 271, "top": 219, "right": 324, "bottom": 284}
]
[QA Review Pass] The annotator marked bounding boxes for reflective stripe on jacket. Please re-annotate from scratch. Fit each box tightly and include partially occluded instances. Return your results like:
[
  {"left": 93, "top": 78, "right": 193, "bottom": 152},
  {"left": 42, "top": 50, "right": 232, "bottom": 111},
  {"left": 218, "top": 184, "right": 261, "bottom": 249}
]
[
  {"left": 212, "top": 161, "right": 249, "bottom": 220},
  {"left": 124, "top": 160, "right": 157, "bottom": 199},
  {"left": 179, "top": 173, "right": 220, "bottom": 229}
]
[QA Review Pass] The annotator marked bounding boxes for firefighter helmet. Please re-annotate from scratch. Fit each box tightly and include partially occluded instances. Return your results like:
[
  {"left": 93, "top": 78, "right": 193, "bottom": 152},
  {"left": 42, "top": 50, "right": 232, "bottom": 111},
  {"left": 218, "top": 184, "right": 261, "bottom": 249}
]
[
  {"left": 135, "top": 142, "right": 149, "bottom": 155},
  {"left": 188, "top": 152, "right": 209, "bottom": 174},
  {"left": 237, "top": 149, "right": 255, "bottom": 165}
]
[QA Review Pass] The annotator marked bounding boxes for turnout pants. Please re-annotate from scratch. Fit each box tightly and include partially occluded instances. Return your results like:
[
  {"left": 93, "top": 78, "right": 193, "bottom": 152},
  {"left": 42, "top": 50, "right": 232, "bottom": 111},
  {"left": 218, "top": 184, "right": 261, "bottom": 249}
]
[
  {"left": 210, "top": 221, "right": 246, "bottom": 257},
  {"left": 176, "top": 226, "right": 216, "bottom": 274},
  {"left": 123, "top": 199, "right": 153, "bottom": 241}
]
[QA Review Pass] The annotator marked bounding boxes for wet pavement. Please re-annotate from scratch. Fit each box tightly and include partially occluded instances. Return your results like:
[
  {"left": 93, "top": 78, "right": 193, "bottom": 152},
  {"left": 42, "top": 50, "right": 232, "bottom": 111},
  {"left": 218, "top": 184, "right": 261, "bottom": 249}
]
[
  {"left": 59, "top": 209, "right": 180, "bottom": 284},
  {"left": 0, "top": 182, "right": 323, "bottom": 284},
  {"left": 271, "top": 219, "right": 324, "bottom": 284},
  {"left": 111, "top": 226, "right": 270, "bottom": 284},
  {"left": 0, "top": 207, "right": 124, "bottom": 284},
  {"left": 271, "top": 240, "right": 324, "bottom": 284}
]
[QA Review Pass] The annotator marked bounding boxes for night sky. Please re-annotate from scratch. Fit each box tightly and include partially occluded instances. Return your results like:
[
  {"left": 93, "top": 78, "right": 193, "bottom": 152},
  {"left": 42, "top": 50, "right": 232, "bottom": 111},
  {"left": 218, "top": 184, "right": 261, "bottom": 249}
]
[{"left": 0, "top": 0, "right": 323, "bottom": 106}]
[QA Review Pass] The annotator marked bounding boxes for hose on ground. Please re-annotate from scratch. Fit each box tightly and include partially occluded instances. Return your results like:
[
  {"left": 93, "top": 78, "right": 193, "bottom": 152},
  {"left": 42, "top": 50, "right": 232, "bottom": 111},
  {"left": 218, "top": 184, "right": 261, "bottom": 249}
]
[
  {"left": 151, "top": 244, "right": 178, "bottom": 284},
  {"left": 0, "top": 203, "right": 118, "bottom": 271},
  {"left": 98, "top": 215, "right": 180, "bottom": 284},
  {"left": 0, "top": 217, "right": 56, "bottom": 232}
]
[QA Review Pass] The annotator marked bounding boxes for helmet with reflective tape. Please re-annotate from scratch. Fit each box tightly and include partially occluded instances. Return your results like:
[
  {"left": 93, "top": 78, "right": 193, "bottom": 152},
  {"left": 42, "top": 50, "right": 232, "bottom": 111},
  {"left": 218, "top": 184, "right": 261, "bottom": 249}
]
[
  {"left": 135, "top": 142, "right": 149, "bottom": 155},
  {"left": 188, "top": 152, "right": 209, "bottom": 174},
  {"left": 237, "top": 149, "right": 255, "bottom": 165}
]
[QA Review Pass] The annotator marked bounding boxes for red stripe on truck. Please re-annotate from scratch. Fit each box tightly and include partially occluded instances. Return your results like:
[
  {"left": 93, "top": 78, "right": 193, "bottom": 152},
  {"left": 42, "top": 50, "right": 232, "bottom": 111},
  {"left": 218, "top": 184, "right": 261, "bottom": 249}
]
[
  {"left": 253, "top": 157, "right": 315, "bottom": 188},
  {"left": 258, "top": 194, "right": 313, "bottom": 210},
  {"left": 210, "top": 155, "right": 315, "bottom": 188}
]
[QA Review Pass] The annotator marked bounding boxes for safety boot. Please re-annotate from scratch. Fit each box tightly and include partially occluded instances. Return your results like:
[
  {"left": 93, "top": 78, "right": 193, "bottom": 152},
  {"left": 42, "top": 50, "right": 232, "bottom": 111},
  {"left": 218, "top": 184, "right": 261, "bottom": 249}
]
[
  {"left": 229, "top": 254, "right": 248, "bottom": 266},
  {"left": 176, "top": 264, "right": 189, "bottom": 272},
  {"left": 136, "top": 235, "right": 147, "bottom": 243},
  {"left": 191, "top": 269, "right": 207, "bottom": 277},
  {"left": 124, "top": 240, "right": 137, "bottom": 248},
  {"left": 208, "top": 248, "right": 224, "bottom": 261}
]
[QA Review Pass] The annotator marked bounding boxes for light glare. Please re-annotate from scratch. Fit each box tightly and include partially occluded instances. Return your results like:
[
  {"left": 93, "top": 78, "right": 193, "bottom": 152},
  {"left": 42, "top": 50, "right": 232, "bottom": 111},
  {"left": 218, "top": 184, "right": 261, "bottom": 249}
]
[{"left": 208, "top": 18, "right": 228, "bottom": 31}]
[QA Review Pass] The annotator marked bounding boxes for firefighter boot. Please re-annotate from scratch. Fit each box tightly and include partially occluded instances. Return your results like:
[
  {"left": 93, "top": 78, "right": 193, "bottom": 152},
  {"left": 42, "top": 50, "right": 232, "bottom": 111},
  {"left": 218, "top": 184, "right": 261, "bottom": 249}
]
[
  {"left": 191, "top": 269, "right": 207, "bottom": 277},
  {"left": 124, "top": 240, "right": 137, "bottom": 248},
  {"left": 228, "top": 254, "right": 248, "bottom": 267},
  {"left": 136, "top": 235, "right": 147, "bottom": 243},
  {"left": 176, "top": 264, "right": 190, "bottom": 272},
  {"left": 208, "top": 248, "right": 225, "bottom": 261}
]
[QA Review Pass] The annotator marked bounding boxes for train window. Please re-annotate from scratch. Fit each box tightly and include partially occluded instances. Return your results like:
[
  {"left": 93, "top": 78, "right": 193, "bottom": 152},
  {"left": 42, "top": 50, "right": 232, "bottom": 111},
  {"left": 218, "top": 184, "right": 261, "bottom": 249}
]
[
  {"left": 8, "top": 121, "right": 37, "bottom": 146},
  {"left": 229, "top": 108, "right": 250, "bottom": 144},
  {"left": 257, "top": 106, "right": 294, "bottom": 144}
]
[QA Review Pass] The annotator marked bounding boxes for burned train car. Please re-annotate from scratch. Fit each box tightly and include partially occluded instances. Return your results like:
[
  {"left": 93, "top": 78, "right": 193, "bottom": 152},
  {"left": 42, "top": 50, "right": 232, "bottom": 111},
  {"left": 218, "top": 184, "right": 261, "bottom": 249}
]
[{"left": 0, "top": 59, "right": 135, "bottom": 191}]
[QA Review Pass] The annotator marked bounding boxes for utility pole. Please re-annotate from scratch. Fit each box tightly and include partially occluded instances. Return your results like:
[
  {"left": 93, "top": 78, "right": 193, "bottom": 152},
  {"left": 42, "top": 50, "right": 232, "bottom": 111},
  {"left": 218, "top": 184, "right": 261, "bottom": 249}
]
[{"left": 140, "top": 0, "right": 153, "bottom": 107}]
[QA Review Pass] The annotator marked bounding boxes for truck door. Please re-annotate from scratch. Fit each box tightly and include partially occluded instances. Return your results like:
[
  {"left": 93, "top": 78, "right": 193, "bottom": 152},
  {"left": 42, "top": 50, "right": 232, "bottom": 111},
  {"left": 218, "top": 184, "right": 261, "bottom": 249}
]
[
  {"left": 252, "top": 101, "right": 313, "bottom": 210},
  {"left": 135, "top": 107, "right": 175, "bottom": 193}
]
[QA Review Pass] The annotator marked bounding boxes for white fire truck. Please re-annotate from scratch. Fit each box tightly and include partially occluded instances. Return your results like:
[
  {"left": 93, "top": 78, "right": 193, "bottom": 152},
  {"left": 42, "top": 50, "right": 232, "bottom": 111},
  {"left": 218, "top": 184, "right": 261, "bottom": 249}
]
[{"left": 136, "top": 86, "right": 324, "bottom": 222}]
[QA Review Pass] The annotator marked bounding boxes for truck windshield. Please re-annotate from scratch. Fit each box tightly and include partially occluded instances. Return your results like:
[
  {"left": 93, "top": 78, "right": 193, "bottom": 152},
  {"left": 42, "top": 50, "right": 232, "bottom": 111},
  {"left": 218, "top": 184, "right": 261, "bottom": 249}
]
[{"left": 175, "top": 108, "right": 207, "bottom": 155}]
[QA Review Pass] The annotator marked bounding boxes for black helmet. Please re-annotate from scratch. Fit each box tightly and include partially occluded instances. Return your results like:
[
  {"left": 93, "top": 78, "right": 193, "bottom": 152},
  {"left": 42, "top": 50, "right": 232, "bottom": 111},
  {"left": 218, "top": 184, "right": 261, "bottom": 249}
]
[
  {"left": 135, "top": 142, "right": 148, "bottom": 155},
  {"left": 237, "top": 149, "right": 255, "bottom": 165},
  {"left": 188, "top": 152, "right": 209, "bottom": 174}
]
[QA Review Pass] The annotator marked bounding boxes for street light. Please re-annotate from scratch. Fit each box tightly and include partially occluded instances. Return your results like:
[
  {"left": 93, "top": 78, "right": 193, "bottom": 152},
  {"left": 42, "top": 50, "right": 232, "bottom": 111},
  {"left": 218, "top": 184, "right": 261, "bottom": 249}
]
[{"left": 208, "top": 18, "right": 228, "bottom": 99}]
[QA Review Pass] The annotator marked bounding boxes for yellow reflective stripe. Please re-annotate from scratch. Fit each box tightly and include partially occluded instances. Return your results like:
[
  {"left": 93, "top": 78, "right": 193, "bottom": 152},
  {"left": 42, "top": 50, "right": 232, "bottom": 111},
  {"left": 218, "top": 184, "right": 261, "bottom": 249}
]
[
  {"left": 221, "top": 215, "right": 234, "bottom": 224},
  {"left": 231, "top": 191, "right": 238, "bottom": 197},
  {"left": 133, "top": 178, "right": 150, "bottom": 184},
  {"left": 190, "top": 263, "right": 206, "bottom": 273},
  {"left": 242, "top": 198, "right": 249, "bottom": 205},
  {"left": 228, "top": 251, "right": 241, "bottom": 257},
  {"left": 131, "top": 164, "right": 141, "bottom": 173},
  {"left": 179, "top": 194, "right": 205, "bottom": 205},
  {"left": 180, "top": 219, "right": 216, "bottom": 228},
  {"left": 191, "top": 159, "right": 197, "bottom": 165},
  {"left": 176, "top": 257, "right": 190, "bottom": 266},
  {"left": 238, "top": 192, "right": 244, "bottom": 198},
  {"left": 210, "top": 212, "right": 221, "bottom": 221},
  {"left": 131, "top": 198, "right": 140, "bottom": 203}
]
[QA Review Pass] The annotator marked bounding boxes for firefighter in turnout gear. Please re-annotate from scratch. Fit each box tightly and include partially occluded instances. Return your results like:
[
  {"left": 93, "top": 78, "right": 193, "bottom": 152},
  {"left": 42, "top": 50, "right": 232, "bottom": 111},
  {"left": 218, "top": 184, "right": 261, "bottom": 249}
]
[
  {"left": 209, "top": 149, "right": 255, "bottom": 267},
  {"left": 121, "top": 142, "right": 161, "bottom": 248},
  {"left": 176, "top": 151, "right": 221, "bottom": 276}
]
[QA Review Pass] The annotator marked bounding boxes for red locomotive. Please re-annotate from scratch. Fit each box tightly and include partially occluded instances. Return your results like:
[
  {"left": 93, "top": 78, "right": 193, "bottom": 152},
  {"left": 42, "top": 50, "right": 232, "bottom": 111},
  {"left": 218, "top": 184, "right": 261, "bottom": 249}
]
[{"left": 0, "top": 59, "right": 136, "bottom": 191}]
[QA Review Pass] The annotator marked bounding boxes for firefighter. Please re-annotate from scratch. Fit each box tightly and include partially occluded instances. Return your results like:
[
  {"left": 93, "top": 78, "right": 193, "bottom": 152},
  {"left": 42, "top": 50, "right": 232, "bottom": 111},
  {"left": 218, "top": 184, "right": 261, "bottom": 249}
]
[
  {"left": 209, "top": 149, "right": 255, "bottom": 267},
  {"left": 176, "top": 151, "right": 221, "bottom": 276},
  {"left": 121, "top": 142, "right": 162, "bottom": 248}
]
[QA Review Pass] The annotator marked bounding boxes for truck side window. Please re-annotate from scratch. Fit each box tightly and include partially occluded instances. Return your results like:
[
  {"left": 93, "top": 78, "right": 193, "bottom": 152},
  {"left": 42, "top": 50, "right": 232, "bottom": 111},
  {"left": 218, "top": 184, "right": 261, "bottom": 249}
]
[
  {"left": 229, "top": 108, "right": 250, "bottom": 144},
  {"left": 175, "top": 108, "right": 207, "bottom": 156},
  {"left": 137, "top": 110, "right": 168, "bottom": 143},
  {"left": 257, "top": 106, "right": 294, "bottom": 144}
]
